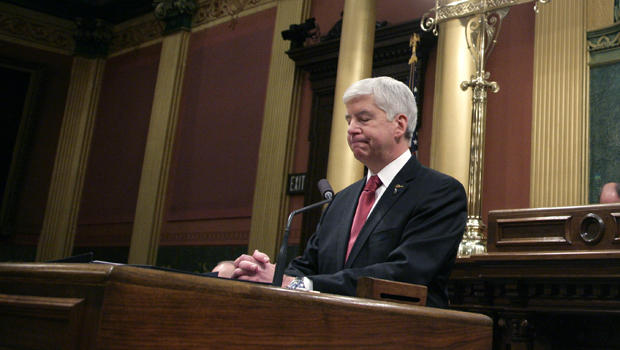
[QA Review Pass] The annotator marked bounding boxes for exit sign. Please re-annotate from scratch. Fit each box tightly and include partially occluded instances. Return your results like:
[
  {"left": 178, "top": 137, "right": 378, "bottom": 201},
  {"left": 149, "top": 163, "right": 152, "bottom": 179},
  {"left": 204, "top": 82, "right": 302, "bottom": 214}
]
[{"left": 287, "top": 173, "right": 306, "bottom": 195}]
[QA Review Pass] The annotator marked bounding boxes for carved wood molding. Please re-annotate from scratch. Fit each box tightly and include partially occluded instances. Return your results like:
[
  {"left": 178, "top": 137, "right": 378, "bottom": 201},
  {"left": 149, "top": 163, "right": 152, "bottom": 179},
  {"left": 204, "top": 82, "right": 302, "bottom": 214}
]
[
  {"left": 0, "top": 0, "right": 275, "bottom": 56},
  {"left": 110, "top": 19, "right": 164, "bottom": 54},
  {"left": 193, "top": 0, "right": 273, "bottom": 27},
  {"left": 587, "top": 22, "right": 620, "bottom": 67},
  {"left": 449, "top": 252, "right": 620, "bottom": 316},
  {"left": 488, "top": 204, "right": 620, "bottom": 252},
  {"left": 449, "top": 253, "right": 620, "bottom": 348},
  {"left": 588, "top": 23, "right": 620, "bottom": 52},
  {"left": 112, "top": 0, "right": 275, "bottom": 54},
  {"left": 494, "top": 215, "right": 572, "bottom": 247},
  {"left": 0, "top": 2, "right": 75, "bottom": 54}
]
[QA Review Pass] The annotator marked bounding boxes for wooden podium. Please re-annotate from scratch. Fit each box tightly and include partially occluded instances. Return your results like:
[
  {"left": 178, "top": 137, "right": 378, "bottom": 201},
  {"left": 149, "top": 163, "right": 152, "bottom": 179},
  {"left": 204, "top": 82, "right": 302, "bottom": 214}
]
[{"left": 0, "top": 263, "right": 491, "bottom": 349}]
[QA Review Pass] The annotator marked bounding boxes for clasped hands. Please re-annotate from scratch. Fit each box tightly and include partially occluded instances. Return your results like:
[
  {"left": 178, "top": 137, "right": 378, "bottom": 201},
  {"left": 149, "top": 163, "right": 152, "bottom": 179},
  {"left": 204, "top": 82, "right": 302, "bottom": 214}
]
[{"left": 232, "top": 249, "right": 293, "bottom": 287}]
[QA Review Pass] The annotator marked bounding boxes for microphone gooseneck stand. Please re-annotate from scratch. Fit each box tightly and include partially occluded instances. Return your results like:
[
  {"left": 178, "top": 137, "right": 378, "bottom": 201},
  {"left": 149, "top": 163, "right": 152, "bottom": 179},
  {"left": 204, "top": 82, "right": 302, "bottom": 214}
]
[{"left": 272, "top": 180, "right": 333, "bottom": 287}]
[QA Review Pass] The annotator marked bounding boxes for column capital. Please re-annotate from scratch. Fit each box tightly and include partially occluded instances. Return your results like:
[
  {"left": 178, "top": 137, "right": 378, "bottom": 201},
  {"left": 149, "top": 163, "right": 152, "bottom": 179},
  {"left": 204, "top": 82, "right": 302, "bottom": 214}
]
[
  {"left": 74, "top": 17, "right": 112, "bottom": 58},
  {"left": 154, "top": 0, "right": 197, "bottom": 35}
]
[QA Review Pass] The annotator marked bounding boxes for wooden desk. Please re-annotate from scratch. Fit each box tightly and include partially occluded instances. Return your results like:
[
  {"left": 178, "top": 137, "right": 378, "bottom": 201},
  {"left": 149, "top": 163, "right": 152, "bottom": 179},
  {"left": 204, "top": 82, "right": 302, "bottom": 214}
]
[
  {"left": 449, "top": 204, "right": 620, "bottom": 349},
  {"left": 450, "top": 251, "right": 620, "bottom": 349},
  {"left": 0, "top": 263, "right": 491, "bottom": 349}
]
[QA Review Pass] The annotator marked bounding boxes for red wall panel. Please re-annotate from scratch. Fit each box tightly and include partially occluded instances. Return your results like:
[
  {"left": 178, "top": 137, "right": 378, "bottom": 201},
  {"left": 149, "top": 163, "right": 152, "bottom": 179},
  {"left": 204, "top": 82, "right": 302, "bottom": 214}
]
[
  {"left": 76, "top": 43, "right": 161, "bottom": 246},
  {"left": 483, "top": 4, "right": 535, "bottom": 218},
  {"left": 163, "top": 8, "right": 276, "bottom": 245}
]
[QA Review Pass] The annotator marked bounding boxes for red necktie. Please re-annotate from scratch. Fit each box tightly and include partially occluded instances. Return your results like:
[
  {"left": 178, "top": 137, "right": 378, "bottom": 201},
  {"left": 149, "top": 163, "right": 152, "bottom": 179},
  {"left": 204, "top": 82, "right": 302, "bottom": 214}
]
[{"left": 346, "top": 175, "right": 382, "bottom": 261}]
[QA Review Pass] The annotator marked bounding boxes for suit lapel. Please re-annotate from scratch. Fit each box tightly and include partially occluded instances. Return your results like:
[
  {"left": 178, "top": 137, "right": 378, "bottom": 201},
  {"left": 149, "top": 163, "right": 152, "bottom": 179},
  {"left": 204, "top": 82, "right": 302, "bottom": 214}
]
[{"left": 344, "top": 157, "right": 421, "bottom": 267}]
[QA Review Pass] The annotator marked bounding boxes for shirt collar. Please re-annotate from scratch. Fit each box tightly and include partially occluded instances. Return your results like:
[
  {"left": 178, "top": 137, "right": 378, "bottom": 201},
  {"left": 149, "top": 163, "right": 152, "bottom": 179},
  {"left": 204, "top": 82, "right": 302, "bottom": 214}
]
[{"left": 367, "top": 149, "right": 411, "bottom": 188}]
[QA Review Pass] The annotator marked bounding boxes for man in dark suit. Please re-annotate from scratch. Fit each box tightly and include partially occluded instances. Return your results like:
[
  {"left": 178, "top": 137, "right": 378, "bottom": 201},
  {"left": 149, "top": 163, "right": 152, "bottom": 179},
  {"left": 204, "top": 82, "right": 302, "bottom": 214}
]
[{"left": 233, "top": 76, "right": 466, "bottom": 308}]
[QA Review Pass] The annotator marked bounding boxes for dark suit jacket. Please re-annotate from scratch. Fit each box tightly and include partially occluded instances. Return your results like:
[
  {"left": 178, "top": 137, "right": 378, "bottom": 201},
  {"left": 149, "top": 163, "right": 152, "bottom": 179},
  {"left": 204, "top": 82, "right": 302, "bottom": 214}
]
[{"left": 285, "top": 156, "right": 467, "bottom": 308}]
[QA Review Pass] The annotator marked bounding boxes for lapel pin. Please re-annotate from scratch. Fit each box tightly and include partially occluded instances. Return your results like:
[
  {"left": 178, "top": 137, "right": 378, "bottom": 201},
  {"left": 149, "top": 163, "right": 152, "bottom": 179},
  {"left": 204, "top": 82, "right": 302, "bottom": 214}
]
[{"left": 393, "top": 184, "right": 405, "bottom": 194}]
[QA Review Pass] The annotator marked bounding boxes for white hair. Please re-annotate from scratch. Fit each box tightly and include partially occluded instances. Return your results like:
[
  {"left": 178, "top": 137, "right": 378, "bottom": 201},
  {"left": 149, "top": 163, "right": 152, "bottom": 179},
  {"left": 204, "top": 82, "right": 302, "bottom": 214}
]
[{"left": 343, "top": 76, "right": 418, "bottom": 142}]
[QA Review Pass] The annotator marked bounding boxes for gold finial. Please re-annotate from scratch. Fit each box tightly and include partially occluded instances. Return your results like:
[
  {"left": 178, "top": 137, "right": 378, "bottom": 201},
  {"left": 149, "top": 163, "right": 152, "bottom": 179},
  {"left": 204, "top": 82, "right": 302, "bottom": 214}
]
[{"left": 409, "top": 33, "right": 420, "bottom": 65}]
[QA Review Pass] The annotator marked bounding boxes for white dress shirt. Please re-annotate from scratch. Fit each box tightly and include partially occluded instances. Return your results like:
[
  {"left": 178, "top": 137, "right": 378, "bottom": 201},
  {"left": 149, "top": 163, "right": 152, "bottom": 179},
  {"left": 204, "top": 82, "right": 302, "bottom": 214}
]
[{"left": 366, "top": 149, "right": 412, "bottom": 216}]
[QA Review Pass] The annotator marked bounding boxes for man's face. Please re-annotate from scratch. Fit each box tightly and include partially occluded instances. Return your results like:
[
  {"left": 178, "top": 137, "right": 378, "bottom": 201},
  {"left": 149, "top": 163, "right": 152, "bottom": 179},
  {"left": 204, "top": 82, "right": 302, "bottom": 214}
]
[{"left": 345, "top": 95, "right": 402, "bottom": 172}]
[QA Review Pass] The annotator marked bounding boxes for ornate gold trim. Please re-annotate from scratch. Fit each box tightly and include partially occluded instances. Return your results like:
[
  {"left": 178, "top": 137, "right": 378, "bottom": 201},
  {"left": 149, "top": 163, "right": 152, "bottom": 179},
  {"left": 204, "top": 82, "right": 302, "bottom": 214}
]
[
  {"left": 0, "top": 2, "right": 74, "bottom": 54},
  {"left": 109, "top": 18, "right": 164, "bottom": 55},
  {"left": 0, "top": 0, "right": 278, "bottom": 56},
  {"left": 193, "top": 0, "right": 273, "bottom": 27},
  {"left": 588, "top": 31, "right": 620, "bottom": 51},
  {"left": 422, "top": 0, "right": 549, "bottom": 33},
  {"left": 110, "top": 0, "right": 276, "bottom": 56},
  {"left": 438, "top": 0, "right": 528, "bottom": 18},
  {"left": 587, "top": 23, "right": 620, "bottom": 66}
]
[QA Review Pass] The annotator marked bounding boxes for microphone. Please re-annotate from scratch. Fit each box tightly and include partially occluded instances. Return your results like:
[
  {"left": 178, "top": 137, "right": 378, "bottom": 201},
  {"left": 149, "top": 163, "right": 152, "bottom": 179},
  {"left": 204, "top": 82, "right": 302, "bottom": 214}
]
[
  {"left": 317, "top": 178, "right": 333, "bottom": 200},
  {"left": 272, "top": 179, "right": 334, "bottom": 287}
]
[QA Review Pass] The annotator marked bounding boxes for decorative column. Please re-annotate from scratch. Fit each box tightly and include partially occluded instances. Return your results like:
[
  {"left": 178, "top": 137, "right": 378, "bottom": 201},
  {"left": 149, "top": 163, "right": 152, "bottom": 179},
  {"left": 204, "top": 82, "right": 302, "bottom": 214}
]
[
  {"left": 422, "top": 0, "right": 551, "bottom": 256},
  {"left": 326, "top": 0, "right": 376, "bottom": 192},
  {"left": 36, "top": 20, "right": 111, "bottom": 261},
  {"left": 128, "top": 0, "right": 195, "bottom": 265},
  {"left": 248, "top": 0, "right": 311, "bottom": 258},
  {"left": 530, "top": 0, "right": 588, "bottom": 207},
  {"left": 429, "top": 19, "right": 474, "bottom": 193}
]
